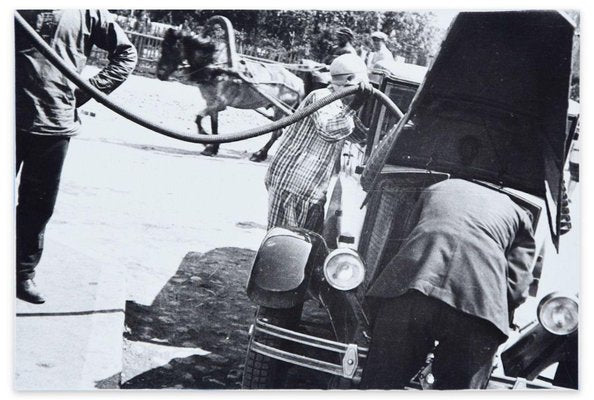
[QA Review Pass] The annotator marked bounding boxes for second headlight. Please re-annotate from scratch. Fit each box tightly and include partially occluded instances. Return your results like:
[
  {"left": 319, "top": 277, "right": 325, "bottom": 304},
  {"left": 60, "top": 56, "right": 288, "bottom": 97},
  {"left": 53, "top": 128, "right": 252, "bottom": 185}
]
[
  {"left": 537, "top": 292, "right": 579, "bottom": 335},
  {"left": 323, "top": 248, "right": 365, "bottom": 291}
]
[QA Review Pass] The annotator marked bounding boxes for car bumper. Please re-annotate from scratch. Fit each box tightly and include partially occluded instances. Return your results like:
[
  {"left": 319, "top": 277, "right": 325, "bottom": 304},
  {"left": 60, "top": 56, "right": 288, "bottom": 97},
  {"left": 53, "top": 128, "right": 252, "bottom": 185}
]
[
  {"left": 251, "top": 318, "right": 570, "bottom": 390},
  {"left": 250, "top": 317, "right": 368, "bottom": 381}
]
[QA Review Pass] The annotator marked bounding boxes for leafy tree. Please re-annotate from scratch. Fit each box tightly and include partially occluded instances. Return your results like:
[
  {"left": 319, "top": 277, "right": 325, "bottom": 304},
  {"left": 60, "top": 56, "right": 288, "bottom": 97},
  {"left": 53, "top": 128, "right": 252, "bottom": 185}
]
[
  {"left": 564, "top": 10, "right": 580, "bottom": 101},
  {"left": 138, "top": 9, "right": 440, "bottom": 65}
]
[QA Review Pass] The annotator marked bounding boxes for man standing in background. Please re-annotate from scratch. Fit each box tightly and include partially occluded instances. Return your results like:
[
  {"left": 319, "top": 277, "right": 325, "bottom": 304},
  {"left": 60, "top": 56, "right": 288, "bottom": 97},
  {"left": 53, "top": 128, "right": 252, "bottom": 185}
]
[
  {"left": 15, "top": 10, "right": 137, "bottom": 303},
  {"left": 366, "top": 31, "right": 395, "bottom": 69},
  {"left": 324, "top": 27, "right": 358, "bottom": 64}
]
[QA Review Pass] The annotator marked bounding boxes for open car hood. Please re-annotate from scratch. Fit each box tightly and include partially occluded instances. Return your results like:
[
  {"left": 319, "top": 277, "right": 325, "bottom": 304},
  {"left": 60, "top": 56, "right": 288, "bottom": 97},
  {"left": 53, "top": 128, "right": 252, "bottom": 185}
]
[{"left": 385, "top": 11, "right": 576, "bottom": 248}]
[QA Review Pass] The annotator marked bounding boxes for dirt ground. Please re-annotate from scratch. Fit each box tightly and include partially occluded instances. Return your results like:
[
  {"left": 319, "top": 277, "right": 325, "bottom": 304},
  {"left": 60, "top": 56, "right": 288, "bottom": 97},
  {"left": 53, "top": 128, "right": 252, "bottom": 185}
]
[
  {"left": 121, "top": 247, "right": 333, "bottom": 389},
  {"left": 15, "top": 67, "right": 283, "bottom": 389},
  {"left": 16, "top": 66, "right": 333, "bottom": 390},
  {"left": 122, "top": 248, "right": 257, "bottom": 389}
]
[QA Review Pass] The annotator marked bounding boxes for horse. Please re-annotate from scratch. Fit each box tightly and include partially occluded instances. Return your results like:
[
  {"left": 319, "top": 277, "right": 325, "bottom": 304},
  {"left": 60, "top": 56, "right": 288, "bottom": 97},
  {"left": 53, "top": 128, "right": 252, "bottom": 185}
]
[{"left": 156, "top": 28, "right": 305, "bottom": 160}]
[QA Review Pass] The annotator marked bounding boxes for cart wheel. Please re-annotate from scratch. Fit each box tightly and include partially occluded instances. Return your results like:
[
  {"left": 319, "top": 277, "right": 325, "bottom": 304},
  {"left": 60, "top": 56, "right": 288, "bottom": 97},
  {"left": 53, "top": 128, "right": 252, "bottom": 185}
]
[{"left": 241, "top": 305, "right": 302, "bottom": 389}]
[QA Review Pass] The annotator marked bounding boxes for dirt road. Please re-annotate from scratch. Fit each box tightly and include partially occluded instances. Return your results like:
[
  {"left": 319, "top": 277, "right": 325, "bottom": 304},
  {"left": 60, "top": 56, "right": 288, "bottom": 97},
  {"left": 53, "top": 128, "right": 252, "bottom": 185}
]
[{"left": 15, "top": 68, "right": 279, "bottom": 389}]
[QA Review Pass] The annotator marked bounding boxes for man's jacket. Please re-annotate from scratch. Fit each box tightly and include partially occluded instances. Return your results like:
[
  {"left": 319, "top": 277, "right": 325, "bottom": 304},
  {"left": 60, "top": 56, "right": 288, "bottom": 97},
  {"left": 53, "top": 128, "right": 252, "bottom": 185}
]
[
  {"left": 15, "top": 10, "right": 137, "bottom": 136},
  {"left": 366, "top": 179, "right": 536, "bottom": 336}
]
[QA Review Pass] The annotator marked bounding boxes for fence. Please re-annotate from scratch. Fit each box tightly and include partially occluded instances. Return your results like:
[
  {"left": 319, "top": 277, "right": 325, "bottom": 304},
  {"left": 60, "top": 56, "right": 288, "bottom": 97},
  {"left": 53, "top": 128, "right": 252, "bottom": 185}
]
[
  {"left": 238, "top": 43, "right": 307, "bottom": 64},
  {"left": 88, "top": 30, "right": 428, "bottom": 75},
  {"left": 89, "top": 31, "right": 164, "bottom": 76},
  {"left": 89, "top": 30, "right": 310, "bottom": 75}
]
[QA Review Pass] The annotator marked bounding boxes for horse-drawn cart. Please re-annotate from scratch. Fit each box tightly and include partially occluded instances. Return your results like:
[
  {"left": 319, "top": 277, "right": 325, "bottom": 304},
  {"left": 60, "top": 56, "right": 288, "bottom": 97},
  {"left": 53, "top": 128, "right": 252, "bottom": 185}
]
[{"left": 155, "top": 15, "right": 339, "bottom": 160}]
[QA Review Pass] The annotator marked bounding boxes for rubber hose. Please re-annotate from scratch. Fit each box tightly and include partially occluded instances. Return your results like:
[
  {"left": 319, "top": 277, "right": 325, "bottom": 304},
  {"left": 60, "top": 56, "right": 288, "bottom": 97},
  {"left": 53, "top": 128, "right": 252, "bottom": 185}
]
[{"left": 15, "top": 12, "right": 404, "bottom": 144}]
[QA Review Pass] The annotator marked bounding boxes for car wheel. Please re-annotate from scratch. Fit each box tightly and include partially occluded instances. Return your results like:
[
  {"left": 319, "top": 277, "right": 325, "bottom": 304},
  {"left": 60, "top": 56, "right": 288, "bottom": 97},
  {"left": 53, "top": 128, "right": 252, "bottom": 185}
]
[{"left": 241, "top": 305, "right": 302, "bottom": 389}]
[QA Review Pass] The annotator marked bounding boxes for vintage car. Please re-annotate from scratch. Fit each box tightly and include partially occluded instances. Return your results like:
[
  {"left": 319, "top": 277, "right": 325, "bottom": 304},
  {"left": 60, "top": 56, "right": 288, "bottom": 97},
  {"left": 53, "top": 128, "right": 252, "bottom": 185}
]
[{"left": 241, "top": 11, "right": 579, "bottom": 389}]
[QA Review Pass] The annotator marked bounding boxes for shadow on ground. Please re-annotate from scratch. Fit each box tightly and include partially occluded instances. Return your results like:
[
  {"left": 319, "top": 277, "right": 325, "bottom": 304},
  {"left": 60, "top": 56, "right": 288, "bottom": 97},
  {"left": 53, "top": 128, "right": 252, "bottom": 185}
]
[
  {"left": 95, "top": 373, "right": 121, "bottom": 389},
  {"left": 78, "top": 136, "right": 270, "bottom": 162},
  {"left": 122, "top": 247, "right": 333, "bottom": 389},
  {"left": 122, "top": 248, "right": 256, "bottom": 389}
]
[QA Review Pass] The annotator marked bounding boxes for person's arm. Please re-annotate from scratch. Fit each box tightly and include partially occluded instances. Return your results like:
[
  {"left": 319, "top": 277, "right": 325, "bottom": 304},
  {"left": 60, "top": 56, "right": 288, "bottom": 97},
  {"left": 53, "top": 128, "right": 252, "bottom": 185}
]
[
  {"left": 506, "top": 211, "right": 536, "bottom": 318},
  {"left": 77, "top": 10, "right": 137, "bottom": 106}
]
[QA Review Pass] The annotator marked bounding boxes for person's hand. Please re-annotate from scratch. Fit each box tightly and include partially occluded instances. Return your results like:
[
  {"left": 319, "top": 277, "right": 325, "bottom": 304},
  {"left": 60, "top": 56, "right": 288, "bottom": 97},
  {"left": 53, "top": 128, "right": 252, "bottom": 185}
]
[{"left": 349, "top": 82, "right": 374, "bottom": 110}]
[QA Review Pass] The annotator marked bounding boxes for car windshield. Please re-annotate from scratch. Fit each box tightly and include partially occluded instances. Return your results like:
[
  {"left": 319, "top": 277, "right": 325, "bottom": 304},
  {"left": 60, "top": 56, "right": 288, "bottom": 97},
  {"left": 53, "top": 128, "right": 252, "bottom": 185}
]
[
  {"left": 363, "top": 76, "right": 419, "bottom": 159},
  {"left": 377, "top": 82, "right": 417, "bottom": 138}
]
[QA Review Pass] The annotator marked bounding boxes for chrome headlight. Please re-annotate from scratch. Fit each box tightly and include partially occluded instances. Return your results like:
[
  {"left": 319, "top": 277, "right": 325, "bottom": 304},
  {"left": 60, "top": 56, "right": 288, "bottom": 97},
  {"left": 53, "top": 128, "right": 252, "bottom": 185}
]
[
  {"left": 537, "top": 293, "right": 579, "bottom": 335},
  {"left": 323, "top": 248, "right": 365, "bottom": 291}
]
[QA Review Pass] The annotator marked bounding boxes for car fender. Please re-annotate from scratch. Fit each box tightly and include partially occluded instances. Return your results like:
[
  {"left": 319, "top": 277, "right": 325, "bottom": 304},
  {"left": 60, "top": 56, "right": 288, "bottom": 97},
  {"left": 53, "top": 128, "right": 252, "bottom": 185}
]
[{"left": 247, "top": 227, "right": 327, "bottom": 309}]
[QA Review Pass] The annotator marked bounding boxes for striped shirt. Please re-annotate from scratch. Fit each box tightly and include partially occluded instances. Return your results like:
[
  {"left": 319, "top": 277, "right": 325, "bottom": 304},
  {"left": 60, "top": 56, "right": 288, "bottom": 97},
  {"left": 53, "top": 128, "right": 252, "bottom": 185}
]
[{"left": 265, "top": 88, "right": 366, "bottom": 204}]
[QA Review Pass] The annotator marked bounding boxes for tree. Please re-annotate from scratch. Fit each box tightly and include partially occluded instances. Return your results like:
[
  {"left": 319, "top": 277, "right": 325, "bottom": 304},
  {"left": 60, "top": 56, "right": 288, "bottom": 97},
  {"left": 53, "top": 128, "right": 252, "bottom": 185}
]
[
  {"left": 564, "top": 10, "right": 580, "bottom": 101},
  {"left": 142, "top": 10, "right": 440, "bottom": 65}
]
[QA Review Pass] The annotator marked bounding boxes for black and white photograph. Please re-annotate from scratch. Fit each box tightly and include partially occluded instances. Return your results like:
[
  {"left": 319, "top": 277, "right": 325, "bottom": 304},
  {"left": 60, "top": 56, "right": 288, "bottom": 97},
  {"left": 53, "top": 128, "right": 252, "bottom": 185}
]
[{"left": 10, "top": 5, "right": 581, "bottom": 392}]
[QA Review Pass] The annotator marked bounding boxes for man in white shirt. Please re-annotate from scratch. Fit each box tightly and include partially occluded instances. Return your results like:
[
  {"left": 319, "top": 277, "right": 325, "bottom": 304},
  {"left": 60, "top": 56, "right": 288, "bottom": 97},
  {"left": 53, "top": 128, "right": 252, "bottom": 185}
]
[{"left": 366, "top": 31, "right": 395, "bottom": 70}]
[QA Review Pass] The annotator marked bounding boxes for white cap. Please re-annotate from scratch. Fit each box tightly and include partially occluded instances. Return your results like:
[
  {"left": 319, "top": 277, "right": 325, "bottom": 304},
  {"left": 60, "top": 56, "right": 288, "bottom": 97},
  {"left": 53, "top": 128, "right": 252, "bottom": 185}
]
[
  {"left": 371, "top": 31, "right": 388, "bottom": 41},
  {"left": 329, "top": 54, "right": 368, "bottom": 87}
]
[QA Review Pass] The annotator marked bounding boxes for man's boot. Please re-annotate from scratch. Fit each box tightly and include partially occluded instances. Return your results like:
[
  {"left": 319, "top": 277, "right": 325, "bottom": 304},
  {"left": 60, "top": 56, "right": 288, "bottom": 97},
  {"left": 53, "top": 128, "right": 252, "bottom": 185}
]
[{"left": 17, "top": 279, "right": 46, "bottom": 304}]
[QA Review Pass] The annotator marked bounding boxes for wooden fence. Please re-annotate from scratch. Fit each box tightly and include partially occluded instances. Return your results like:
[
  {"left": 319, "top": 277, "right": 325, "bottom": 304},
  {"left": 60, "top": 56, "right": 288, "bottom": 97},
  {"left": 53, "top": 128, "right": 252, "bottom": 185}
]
[
  {"left": 89, "top": 31, "right": 164, "bottom": 76},
  {"left": 238, "top": 43, "right": 307, "bottom": 64},
  {"left": 88, "top": 30, "right": 427, "bottom": 75},
  {"left": 89, "top": 30, "right": 310, "bottom": 75}
]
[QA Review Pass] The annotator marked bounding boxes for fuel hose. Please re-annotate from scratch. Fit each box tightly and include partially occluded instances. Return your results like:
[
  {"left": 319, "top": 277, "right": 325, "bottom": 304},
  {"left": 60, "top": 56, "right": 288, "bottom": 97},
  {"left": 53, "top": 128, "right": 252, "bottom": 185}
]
[{"left": 15, "top": 11, "right": 404, "bottom": 144}]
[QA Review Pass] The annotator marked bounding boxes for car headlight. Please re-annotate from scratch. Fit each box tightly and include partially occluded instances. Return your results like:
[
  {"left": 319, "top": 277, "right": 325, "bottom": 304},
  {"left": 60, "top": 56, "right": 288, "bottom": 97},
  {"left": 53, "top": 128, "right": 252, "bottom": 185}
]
[
  {"left": 323, "top": 248, "right": 365, "bottom": 291},
  {"left": 537, "top": 293, "right": 578, "bottom": 335}
]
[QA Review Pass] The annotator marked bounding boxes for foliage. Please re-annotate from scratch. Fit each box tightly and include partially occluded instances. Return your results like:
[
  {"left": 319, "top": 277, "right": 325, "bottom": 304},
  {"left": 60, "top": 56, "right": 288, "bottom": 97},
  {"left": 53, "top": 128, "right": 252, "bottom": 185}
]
[
  {"left": 112, "top": 10, "right": 580, "bottom": 100},
  {"left": 565, "top": 10, "right": 580, "bottom": 101},
  {"left": 124, "top": 10, "right": 441, "bottom": 65}
]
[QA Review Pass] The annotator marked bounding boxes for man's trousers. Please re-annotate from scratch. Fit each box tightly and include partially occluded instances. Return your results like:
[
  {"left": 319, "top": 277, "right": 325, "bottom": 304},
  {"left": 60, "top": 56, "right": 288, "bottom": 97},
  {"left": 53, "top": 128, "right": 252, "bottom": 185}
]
[
  {"left": 16, "top": 131, "right": 70, "bottom": 281},
  {"left": 360, "top": 290, "right": 505, "bottom": 389}
]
